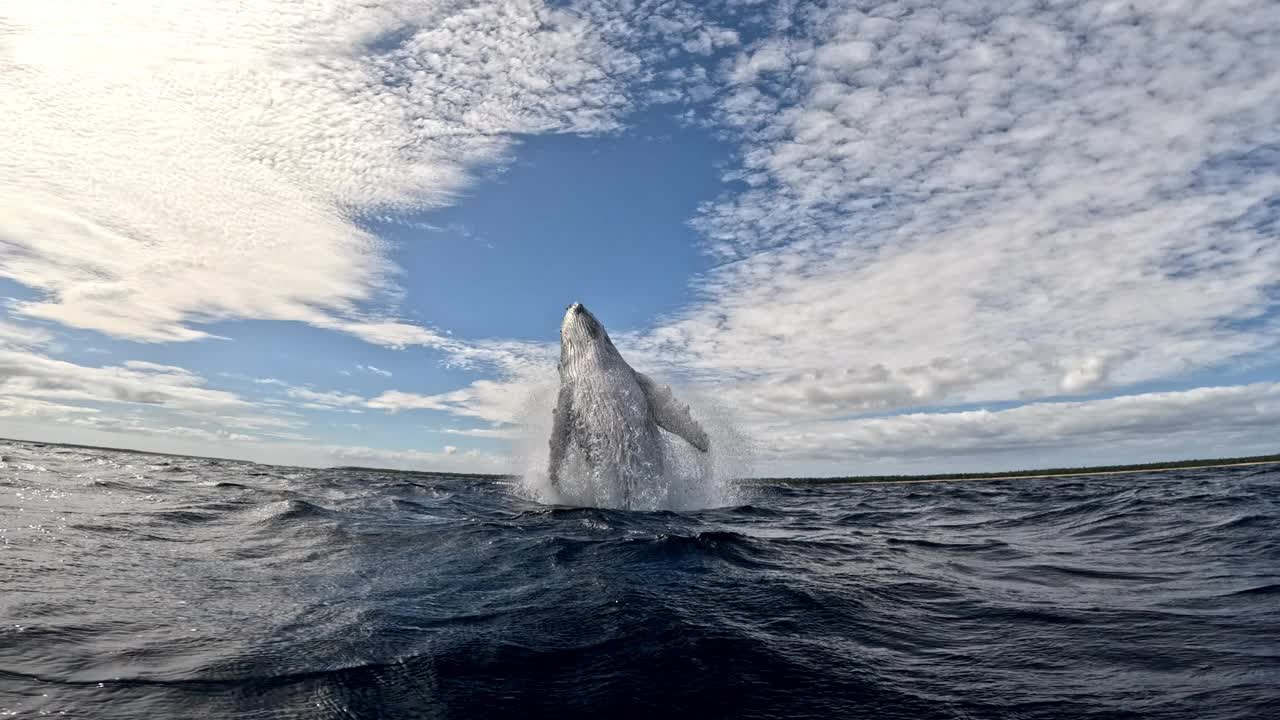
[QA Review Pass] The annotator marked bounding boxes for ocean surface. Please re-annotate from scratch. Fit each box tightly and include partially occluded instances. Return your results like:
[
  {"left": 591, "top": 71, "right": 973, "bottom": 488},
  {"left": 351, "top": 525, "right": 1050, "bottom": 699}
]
[{"left": 1, "top": 439, "right": 1277, "bottom": 719}]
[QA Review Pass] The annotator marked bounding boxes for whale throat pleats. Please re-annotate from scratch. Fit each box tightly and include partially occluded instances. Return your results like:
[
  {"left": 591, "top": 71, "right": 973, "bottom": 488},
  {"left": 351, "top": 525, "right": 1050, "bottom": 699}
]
[{"left": 548, "top": 385, "right": 574, "bottom": 487}]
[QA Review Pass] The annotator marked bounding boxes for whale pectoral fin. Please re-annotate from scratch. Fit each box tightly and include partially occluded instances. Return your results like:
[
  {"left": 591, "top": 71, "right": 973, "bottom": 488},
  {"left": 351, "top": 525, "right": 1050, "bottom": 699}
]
[
  {"left": 548, "top": 385, "right": 573, "bottom": 486},
  {"left": 635, "top": 372, "right": 710, "bottom": 453}
]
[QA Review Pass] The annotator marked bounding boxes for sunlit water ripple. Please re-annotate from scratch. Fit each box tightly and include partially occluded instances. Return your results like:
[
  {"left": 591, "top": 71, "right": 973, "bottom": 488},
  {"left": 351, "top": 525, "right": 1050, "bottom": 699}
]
[{"left": 1, "top": 439, "right": 1277, "bottom": 719}]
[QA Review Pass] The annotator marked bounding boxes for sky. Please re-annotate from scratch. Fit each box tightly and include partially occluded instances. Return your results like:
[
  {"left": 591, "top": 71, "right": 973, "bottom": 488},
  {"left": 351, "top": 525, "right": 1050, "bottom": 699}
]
[{"left": 1, "top": 0, "right": 1278, "bottom": 477}]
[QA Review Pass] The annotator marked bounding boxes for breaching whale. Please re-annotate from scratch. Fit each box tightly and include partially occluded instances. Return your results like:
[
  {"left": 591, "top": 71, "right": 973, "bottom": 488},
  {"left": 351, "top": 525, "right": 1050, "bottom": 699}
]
[{"left": 549, "top": 303, "right": 709, "bottom": 508}]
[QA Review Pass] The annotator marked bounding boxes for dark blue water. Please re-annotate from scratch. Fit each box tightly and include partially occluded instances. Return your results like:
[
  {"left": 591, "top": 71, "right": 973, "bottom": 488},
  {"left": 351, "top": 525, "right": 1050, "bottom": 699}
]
[{"left": 2, "top": 439, "right": 1277, "bottom": 719}]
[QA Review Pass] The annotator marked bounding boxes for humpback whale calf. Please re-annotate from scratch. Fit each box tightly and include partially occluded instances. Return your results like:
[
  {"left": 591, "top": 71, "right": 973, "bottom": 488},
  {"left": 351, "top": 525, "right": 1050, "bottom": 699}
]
[{"left": 549, "top": 303, "right": 709, "bottom": 508}]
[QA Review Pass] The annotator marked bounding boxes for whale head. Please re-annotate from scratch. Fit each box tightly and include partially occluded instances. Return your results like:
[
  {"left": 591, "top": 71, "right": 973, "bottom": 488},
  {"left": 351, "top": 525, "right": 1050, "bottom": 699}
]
[{"left": 560, "top": 302, "right": 620, "bottom": 367}]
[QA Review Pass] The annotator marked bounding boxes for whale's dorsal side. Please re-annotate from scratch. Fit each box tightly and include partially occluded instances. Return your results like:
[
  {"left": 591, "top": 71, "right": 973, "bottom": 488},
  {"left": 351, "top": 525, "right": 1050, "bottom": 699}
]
[{"left": 635, "top": 372, "right": 710, "bottom": 453}]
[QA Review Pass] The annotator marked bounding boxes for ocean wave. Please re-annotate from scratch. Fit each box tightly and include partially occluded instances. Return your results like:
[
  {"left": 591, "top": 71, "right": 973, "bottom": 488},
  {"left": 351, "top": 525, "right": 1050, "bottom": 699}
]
[{"left": 0, "top": 440, "right": 1276, "bottom": 719}]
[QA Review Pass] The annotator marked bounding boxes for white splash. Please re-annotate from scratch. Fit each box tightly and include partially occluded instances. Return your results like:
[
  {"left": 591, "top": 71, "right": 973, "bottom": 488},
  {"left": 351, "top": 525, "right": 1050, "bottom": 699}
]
[{"left": 511, "top": 377, "right": 753, "bottom": 512}]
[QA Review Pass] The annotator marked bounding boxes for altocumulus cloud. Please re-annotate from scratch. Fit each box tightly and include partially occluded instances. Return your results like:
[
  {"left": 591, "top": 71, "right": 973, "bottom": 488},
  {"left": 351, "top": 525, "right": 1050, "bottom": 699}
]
[
  {"left": 0, "top": 0, "right": 657, "bottom": 345},
  {"left": 765, "top": 383, "right": 1280, "bottom": 473},
  {"left": 0, "top": 344, "right": 303, "bottom": 444},
  {"left": 1, "top": 0, "right": 1277, "bottom": 473},
  {"left": 640, "top": 0, "right": 1280, "bottom": 423},
  {"left": 0, "top": 0, "right": 702, "bottom": 466}
]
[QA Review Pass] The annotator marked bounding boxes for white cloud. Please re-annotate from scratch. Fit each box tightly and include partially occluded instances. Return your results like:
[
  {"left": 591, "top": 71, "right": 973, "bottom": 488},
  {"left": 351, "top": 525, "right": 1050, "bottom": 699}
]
[
  {"left": 285, "top": 387, "right": 366, "bottom": 409},
  {"left": 0, "top": 319, "right": 54, "bottom": 349},
  {"left": 0, "top": 399, "right": 258, "bottom": 446},
  {"left": 360, "top": 338, "right": 556, "bottom": 425},
  {"left": 4, "top": 1, "right": 1277, "bottom": 474},
  {"left": 760, "top": 383, "right": 1280, "bottom": 474},
  {"left": 368, "top": 375, "right": 545, "bottom": 425},
  {"left": 0, "top": 0, "right": 653, "bottom": 345},
  {"left": 121, "top": 360, "right": 201, "bottom": 378},
  {"left": 318, "top": 320, "right": 450, "bottom": 351},
  {"left": 0, "top": 395, "right": 101, "bottom": 423},
  {"left": 635, "top": 0, "right": 1280, "bottom": 426},
  {"left": 0, "top": 348, "right": 303, "bottom": 442},
  {"left": 438, "top": 426, "right": 522, "bottom": 440},
  {"left": 0, "top": 350, "right": 247, "bottom": 411},
  {"left": 357, "top": 364, "right": 392, "bottom": 377},
  {"left": 0, "top": 408, "right": 509, "bottom": 471}
]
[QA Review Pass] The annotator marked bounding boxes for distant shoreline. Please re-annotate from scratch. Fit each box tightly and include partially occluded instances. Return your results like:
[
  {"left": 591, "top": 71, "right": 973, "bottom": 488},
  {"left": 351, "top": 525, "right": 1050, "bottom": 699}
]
[{"left": 815, "top": 459, "right": 1280, "bottom": 486}]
